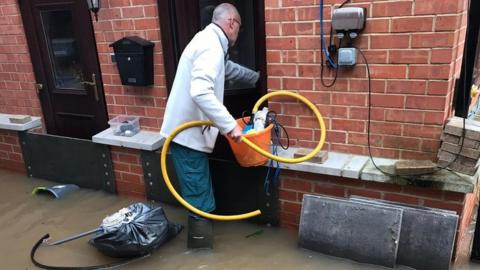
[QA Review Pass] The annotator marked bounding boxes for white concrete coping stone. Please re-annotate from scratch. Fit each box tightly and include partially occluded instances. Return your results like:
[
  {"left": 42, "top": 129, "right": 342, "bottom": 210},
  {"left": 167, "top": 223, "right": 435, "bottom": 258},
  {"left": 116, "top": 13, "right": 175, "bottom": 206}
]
[
  {"left": 276, "top": 146, "right": 476, "bottom": 194},
  {"left": 90, "top": 131, "right": 477, "bottom": 193},
  {"left": 0, "top": 113, "right": 41, "bottom": 131},
  {"left": 276, "top": 148, "right": 367, "bottom": 178},
  {"left": 92, "top": 128, "right": 164, "bottom": 151},
  {"left": 361, "top": 158, "right": 477, "bottom": 193}
]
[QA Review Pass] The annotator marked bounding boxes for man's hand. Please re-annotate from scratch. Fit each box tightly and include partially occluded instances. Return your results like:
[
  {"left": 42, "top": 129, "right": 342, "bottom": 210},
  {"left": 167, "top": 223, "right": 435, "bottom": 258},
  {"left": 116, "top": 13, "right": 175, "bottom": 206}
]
[{"left": 228, "top": 125, "right": 243, "bottom": 143}]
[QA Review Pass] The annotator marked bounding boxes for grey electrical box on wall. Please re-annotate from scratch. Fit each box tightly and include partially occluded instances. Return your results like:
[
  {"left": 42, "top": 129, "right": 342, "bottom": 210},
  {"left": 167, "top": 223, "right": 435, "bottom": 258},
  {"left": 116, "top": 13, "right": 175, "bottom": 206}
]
[
  {"left": 332, "top": 7, "right": 366, "bottom": 34},
  {"left": 338, "top": 48, "right": 357, "bottom": 66},
  {"left": 110, "top": 36, "right": 154, "bottom": 86}
]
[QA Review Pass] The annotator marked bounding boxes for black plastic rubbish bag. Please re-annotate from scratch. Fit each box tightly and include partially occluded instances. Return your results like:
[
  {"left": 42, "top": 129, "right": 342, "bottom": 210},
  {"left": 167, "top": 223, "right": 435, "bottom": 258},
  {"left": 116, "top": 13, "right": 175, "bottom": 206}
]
[{"left": 89, "top": 202, "right": 183, "bottom": 258}]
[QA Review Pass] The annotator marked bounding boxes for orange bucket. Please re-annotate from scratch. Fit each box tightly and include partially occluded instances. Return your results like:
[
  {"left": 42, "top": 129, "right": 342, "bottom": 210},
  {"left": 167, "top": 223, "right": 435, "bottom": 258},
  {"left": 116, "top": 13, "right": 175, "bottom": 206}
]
[{"left": 226, "top": 117, "right": 273, "bottom": 167}]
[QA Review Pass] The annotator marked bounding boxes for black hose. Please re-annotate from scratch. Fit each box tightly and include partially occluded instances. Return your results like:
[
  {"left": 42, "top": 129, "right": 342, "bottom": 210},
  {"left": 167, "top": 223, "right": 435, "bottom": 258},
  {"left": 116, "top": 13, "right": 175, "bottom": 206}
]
[{"left": 31, "top": 234, "right": 149, "bottom": 270}]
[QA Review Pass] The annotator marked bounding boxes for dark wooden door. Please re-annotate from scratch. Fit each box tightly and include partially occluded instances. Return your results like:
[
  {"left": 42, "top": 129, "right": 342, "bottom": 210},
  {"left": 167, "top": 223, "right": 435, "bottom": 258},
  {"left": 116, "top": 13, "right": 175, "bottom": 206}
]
[
  {"left": 19, "top": 0, "right": 108, "bottom": 139},
  {"left": 157, "top": 1, "right": 277, "bottom": 224},
  {"left": 158, "top": 0, "right": 267, "bottom": 159}
]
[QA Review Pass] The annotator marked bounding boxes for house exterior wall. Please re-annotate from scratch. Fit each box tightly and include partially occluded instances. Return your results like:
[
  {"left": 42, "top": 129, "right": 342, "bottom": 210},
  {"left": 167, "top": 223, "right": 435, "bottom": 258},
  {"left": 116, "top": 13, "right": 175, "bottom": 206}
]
[
  {"left": 0, "top": 0, "right": 39, "bottom": 173},
  {"left": 265, "top": 0, "right": 468, "bottom": 160},
  {"left": 0, "top": 0, "right": 470, "bottom": 191},
  {"left": 278, "top": 170, "right": 467, "bottom": 229},
  {"left": 0, "top": 0, "right": 476, "bottom": 259},
  {"left": 266, "top": 0, "right": 471, "bottom": 259}
]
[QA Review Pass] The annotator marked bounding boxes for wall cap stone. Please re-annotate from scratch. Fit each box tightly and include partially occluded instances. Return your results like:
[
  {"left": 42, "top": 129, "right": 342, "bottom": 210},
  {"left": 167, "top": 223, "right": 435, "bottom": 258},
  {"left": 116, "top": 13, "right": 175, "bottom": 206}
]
[
  {"left": 92, "top": 128, "right": 164, "bottom": 151},
  {"left": 277, "top": 147, "right": 477, "bottom": 194},
  {"left": 0, "top": 113, "right": 41, "bottom": 131}
]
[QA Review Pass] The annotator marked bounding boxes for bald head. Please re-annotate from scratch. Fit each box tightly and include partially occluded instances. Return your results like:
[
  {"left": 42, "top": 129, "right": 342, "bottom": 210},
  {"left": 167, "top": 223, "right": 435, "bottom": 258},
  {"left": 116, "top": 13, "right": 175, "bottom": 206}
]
[
  {"left": 211, "top": 3, "right": 242, "bottom": 47},
  {"left": 212, "top": 3, "right": 240, "bottom": 24}
]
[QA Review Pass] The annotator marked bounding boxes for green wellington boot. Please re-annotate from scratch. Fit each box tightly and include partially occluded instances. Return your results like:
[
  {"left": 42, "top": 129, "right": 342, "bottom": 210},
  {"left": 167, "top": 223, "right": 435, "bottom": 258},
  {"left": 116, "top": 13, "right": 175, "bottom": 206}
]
[{"left": 187, "top": 215, "right": 213, "bottom": 249}]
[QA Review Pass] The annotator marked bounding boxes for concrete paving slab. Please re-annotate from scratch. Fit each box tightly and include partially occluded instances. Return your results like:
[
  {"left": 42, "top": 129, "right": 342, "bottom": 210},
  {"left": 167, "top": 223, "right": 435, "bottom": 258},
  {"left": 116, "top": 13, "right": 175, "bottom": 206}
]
[
  {"left": 350, "top": 196, "right": 458, "bottom": 270},
  {"left": 299, "top": 194, "right": 402, "bottom": 268}
]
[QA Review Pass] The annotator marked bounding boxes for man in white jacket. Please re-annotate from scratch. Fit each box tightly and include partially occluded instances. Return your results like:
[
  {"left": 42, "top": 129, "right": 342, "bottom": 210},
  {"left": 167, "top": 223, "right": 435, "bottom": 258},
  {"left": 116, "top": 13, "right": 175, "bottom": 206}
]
[{"left": 160, "top": 3, "right": 259, "bottom": 248}]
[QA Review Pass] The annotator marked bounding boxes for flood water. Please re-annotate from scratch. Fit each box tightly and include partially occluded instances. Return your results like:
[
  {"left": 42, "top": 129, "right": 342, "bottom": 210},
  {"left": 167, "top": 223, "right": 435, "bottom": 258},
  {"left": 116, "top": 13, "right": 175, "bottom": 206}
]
[{"left": 1, "top": 169, "right": 480, "bottom": 270}]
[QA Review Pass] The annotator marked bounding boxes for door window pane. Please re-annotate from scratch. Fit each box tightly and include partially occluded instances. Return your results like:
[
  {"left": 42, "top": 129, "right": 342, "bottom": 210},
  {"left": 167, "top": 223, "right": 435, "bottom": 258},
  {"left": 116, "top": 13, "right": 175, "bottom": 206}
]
[
  {"left": 199, "top": 0, "right": 257, "bottom": 91},
  {"left": 41, "top": 10, "right": 85, "bottom": 89}
]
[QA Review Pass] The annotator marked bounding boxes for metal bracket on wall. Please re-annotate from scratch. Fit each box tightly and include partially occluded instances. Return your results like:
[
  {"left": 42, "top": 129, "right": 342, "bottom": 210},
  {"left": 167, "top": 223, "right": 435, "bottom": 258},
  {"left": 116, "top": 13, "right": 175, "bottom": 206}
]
[
  {"left": 18, "top": 130, "right": 116, "bottom": 193},
  {"left": 141, "top": 149, "right": 181, "bottom": 205}
]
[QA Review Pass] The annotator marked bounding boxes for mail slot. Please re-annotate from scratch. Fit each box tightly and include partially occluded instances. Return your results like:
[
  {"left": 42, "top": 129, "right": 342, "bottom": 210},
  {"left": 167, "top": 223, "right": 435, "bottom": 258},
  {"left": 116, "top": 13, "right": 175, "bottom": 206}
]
[{"left": 110, "top": 36, "right": 154, "bottom": 86}]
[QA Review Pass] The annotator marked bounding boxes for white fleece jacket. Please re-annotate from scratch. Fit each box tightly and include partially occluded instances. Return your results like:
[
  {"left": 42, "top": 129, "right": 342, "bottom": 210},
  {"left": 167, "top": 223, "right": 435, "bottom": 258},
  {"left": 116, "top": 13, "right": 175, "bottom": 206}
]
[{"left": 160, "top": 23, "right": 259, "bottom": 153}]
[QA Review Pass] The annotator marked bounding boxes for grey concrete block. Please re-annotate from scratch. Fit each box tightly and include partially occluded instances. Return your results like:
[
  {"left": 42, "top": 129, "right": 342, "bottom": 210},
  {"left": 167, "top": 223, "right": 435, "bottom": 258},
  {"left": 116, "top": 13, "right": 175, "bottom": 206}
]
[
  {"left": 394, "top": 160, "right": 436, "bottom": 175},
  {"left": 350, "top": 196, "right": 458, "bottom": 270},
  {"left": 278, "top": 149, "right": 350, "bottom": 176},
  {"left": 299, "top": 195, "right": 402, "bottom": 268},
  {"left": 441, "top": 142, "right": 480, "bottom": 160},
  {"left": 437, "top": 150, "right": 457, "bottom": 162},
  {"left": 437, "top": 151, "right": 479, "bottom": 175},
  {"left": 441, "top": 133, "right": 460, "bottom": 144},
  {"left": 463, "top": 138, "right": 480, "bottom": 149},
  {"left": 445, "top": 117, "right": 480, "bottom": 141},
  {"left": 438, "top": 150, "right": 478, "bottom": 166},
  {"left": 449, "top": 116, "right": 480, "bottom": 128},
  {"left": 294, "top": 148, "right": 328, "bottom": 163},
  {"left": 437, "top": 159, "right": 478, "bottom": 176}
]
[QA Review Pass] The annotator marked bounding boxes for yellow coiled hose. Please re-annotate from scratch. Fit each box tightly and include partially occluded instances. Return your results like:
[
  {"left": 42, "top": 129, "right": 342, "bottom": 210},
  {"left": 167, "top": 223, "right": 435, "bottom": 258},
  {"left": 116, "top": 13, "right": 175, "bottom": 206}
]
[{"left": 160, "top": 91, "right": 326, "bottom": 221}]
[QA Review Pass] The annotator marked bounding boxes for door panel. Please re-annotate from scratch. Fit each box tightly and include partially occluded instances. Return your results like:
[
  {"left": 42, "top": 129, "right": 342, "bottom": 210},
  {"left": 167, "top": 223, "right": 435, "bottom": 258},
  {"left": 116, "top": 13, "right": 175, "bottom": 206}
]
[
  {"left": 158, "top": 0, "right": 267, "bottom": 159},
  {"left": 19, "top": 0, "right": 108, "bottom": 139}
]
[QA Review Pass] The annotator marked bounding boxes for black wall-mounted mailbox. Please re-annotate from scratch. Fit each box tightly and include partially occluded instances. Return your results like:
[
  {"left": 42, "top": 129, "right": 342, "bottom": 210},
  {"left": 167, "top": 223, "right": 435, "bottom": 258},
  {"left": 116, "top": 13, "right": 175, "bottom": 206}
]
[{"left": 110, "top": 36, "right": 154, "bottom": 86}]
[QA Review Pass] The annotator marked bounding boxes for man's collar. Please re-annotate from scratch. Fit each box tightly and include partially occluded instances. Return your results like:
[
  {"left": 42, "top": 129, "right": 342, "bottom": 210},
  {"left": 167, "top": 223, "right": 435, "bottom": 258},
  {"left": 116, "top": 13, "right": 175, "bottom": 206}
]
[{"left": 209, "top": 23, "right": 229, "bottom": 55}]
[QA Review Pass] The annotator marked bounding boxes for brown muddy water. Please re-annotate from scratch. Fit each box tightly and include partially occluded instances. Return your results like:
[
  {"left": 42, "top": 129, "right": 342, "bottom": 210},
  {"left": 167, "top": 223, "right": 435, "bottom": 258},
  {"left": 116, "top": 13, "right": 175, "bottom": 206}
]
[{"left": 0, "top": 168, "right": 479, "bottom": 270}]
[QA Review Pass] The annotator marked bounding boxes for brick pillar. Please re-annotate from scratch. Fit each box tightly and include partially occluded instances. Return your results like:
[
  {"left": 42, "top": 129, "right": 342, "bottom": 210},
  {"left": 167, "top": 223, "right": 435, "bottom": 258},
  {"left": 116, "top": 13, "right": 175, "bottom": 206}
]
[
  {"left": 92, "top": 0, "right": 168, "bottom": 197},
  {"left": 0, "top": 130, "right": 25, "bottom": 173},
  {"left": 111, "top": 146, "right": 146, "bottom": 198}
]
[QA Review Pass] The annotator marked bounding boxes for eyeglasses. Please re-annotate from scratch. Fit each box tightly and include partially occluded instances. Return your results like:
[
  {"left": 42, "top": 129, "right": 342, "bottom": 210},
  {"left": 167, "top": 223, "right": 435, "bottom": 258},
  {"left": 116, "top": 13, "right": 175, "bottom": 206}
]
[
  {"left": 230, "top": 18, "right": 243, "bottom": 32},
  {"left": 231, "top": 18, "right": 241, "bottom": 27}
]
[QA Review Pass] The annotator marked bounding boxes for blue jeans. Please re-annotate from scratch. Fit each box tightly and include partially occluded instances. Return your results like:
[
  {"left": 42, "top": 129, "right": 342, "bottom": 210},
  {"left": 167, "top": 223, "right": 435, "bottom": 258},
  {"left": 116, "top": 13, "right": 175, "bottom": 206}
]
[{"left": 170, "top": 142, "right": 215, "bottom": 213}]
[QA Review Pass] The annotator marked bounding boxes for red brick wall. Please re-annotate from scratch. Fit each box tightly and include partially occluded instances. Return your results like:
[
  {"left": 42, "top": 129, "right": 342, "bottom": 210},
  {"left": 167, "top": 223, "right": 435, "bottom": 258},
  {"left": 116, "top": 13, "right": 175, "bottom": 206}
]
[
  {"left": 0, "top": 1, "right": 39, "bottom": 116},
  {"left": 93, "top": 0, "right": 167, "bottom": 130},
  {"left": 279, "top": 170, "right": 465, "bottom": 230},
  {"left": 265, "top": 0, "right": 468, "bottom": 160},
  {"left": 0, "top": 130, "right": 25, "bottom": 173},
  {"left": 0, "top": 1, "right": 41, "bottom": 172},
  {"left": 455, "top": 187, "right": 479, "bottom": 261},
  {"left": 278, "top": 169, "right": 476, "bottom": 260},
  {"left": 111, "top": 146, "right": 146, "bottom": 198},
  {"left": 92, "top": 0, "right": 167, "bottom": 196},
  {"left": 0, "top": 0, "right": 470, "bottom": 176}
]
